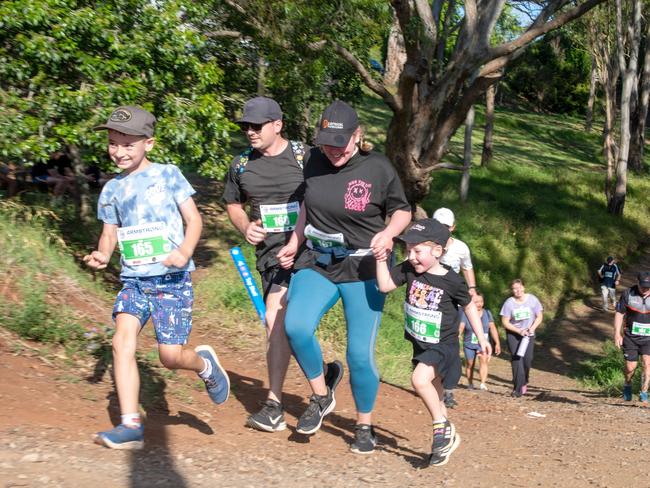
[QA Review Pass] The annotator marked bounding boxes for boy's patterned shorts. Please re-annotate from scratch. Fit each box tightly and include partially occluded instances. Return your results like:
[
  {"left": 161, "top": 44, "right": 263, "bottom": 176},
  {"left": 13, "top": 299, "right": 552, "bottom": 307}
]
[{"left": 113, "top": 272, "right": 193, "bottom": 345}]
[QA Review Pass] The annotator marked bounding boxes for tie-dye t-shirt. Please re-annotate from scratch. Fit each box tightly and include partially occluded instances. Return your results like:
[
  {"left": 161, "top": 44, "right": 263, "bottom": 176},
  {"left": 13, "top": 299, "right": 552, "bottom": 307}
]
[{"left": 98, "top": 163, "right": 196, "bottom": 277}]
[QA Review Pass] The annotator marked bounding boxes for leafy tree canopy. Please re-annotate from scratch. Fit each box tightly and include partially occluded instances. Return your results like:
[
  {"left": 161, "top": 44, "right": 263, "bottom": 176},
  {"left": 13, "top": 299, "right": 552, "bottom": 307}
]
[{"left": 0, "top": 0, "right": 233, "bottom": 178}]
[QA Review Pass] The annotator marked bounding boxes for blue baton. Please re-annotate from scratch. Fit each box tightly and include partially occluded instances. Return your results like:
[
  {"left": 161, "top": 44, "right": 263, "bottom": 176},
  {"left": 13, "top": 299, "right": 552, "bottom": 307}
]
[{"left": 229, "top": 247, "right": 266, "bottom": 326}]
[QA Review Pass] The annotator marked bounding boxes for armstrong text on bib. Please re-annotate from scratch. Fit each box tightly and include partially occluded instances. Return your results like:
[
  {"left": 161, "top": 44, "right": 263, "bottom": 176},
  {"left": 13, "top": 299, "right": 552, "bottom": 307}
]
[
  {"left": 259, "top": 201, "right": 300, "bottom": 233},
  {"left": 118, "top": 222, "right": 172, "bottom": 266},
  {"left": 404, "top": 303, "right": 442, "bottom": 343}
]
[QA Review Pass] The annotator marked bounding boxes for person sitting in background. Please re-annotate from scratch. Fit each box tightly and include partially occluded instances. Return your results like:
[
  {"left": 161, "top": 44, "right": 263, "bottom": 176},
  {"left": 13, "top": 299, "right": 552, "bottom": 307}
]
[
  {"left": 30, "top": 151, "right": 76, "bottom": 196},
  {"left": 0, "top": 161, "right": 19, "bottom": 197}
]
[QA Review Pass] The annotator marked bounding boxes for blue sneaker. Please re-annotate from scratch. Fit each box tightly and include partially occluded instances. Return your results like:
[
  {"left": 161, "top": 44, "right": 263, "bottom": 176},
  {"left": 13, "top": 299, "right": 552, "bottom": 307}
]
[
  {"left": 95, "top": 424, "right": 144, "bottom": 450},
  {"left": 623, "top": 384, "right": 632, "bottom": 401},
  {"left": 195, "top": 345, "right": 230, "bottom": 404},
  {"left": 640, "top": 391, "right": 648, "bottom": 404}
]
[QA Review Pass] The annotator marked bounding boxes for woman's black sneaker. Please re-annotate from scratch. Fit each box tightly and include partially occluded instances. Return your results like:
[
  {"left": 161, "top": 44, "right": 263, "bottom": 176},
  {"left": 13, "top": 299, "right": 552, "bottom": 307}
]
[
  {"left": 296, "top": 388, "right": 335, "bottom": 435},
  {"left": 350, "top": 424, "right": 377, "bottom": 454}
]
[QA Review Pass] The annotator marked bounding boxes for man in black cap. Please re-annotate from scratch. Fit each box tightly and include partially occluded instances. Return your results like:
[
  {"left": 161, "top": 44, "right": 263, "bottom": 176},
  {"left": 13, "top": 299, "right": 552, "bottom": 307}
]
[
  {"left": 223, "top": 97, "right": 343, "bottom": 432},
  {"left": 598, "top": 255, "right": 621, "bottom": 311},
  {"left": 614, "top": 270, "right": 650, "bottom": 403}
]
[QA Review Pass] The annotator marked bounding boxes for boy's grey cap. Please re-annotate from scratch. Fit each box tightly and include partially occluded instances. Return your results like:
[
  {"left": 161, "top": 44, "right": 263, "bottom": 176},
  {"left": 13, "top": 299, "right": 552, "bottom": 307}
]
[
  {"left": 94, "top": 106, "right": 156, "bottom": 137},
  {"left": 395, "top": 218, "right": 450, "bottom": 246},
  {"left": 638, "top": 271, "right": 650, "bottom": 287},
  {"left": 238, "top": 97, "right": 283, "bottom": 124},
  {"left": 314, "top": 100, "right": 359, "bottom": 147}
]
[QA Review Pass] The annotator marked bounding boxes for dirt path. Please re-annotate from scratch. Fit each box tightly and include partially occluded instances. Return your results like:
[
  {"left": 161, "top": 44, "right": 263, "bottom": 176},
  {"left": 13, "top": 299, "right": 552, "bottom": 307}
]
[{"left": 2, "top": 250, "right": 649, "bottom": 487}]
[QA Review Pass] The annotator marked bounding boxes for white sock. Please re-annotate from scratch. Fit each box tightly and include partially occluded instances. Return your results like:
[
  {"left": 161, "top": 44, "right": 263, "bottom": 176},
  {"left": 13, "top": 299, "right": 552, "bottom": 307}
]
[
  {"left": 433, "top": 418, "right": 446, "bottom": 425},
  {"left": 198, "top": 357, "right": 212, "bottom": 379},
  {"left": 121, "top": 413, "right": 141, "bottom": 428}
]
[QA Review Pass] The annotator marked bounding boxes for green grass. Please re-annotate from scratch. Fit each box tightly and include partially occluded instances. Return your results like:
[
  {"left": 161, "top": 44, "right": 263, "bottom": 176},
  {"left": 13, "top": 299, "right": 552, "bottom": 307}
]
[{"left": 578, "top": 341, "right": 640, "bottom": 396}]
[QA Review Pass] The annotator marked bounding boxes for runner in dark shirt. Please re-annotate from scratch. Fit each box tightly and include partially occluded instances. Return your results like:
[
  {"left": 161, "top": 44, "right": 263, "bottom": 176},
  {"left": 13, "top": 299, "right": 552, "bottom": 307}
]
[
  {"left": 223, "top": 97, "right": 343, "bottom": 433},
  {"left": 376, "top": 218, "right": 491, "bottom": 466},
  {"left": 614, "top": 271, "right": 650, "bottom": 403},
  {"left": 278, "top": 100, "right": 411, "bottom": 454}
]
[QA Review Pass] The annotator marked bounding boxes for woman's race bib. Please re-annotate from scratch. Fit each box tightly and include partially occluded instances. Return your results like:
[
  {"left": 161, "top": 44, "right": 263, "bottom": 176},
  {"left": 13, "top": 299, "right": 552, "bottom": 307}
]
[
  {"left": 259, "top": 201, "right": 300, "bottom": 233},
  {"left": 304, "top": 224, "right": 345, "bottom": 249},
  {"left": 117, "top": 221, "right": 172, "bottom": 266},
  {"left": 513, "top": 307, "right": 532, "bottom": 321},
  {"left": 631, "top": 322, "right": 650, "bottom": 336},
  {"left": 404, "top": 303, "right": 442, "bottom": 344}
]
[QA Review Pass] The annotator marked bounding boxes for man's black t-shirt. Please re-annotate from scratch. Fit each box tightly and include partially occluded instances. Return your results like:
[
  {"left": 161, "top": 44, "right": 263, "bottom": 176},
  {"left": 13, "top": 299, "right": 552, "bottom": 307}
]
[
  {"left": 222, "top": 142, "right": 310, "bottom": 272},
  {"left": 390, "top": 261, "right": 471, "bottom": 347},
  {"left": 294, "top": 149, "right": 410, "bottom": 282},
  {"left": 617, "top": 285, "right": 650, "bottom": 338}
]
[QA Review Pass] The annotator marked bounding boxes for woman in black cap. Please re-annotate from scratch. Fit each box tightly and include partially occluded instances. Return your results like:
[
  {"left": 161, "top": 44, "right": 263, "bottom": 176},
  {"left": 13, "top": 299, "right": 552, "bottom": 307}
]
[{"left": 277, "top": 100, "right": 411, "bottom": 454}]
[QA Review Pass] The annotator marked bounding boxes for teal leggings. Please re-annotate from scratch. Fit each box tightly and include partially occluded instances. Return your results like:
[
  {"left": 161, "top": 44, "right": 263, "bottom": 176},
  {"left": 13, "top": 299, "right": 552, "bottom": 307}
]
[{"left": 285, "top": 268, "right": 385, "bottom": 413}]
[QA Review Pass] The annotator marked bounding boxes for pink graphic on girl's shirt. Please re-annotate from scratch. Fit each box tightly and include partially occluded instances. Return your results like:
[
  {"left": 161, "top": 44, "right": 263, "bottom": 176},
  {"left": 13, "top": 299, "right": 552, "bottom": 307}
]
[{"left": 344, "top": 179, "right": 372, "bottom": 212}]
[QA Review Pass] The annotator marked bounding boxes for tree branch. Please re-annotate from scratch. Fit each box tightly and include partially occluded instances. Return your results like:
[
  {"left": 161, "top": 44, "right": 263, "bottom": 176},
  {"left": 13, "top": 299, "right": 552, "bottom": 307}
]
[
  {"left": 481, "top": 0, "right": 607, "bottom": 76},
  {"left": 308, "top": 39, "right": 401, "bottom": 112},
  {"left": 204, "top": 30, "right": 242, "bottom": 39}
]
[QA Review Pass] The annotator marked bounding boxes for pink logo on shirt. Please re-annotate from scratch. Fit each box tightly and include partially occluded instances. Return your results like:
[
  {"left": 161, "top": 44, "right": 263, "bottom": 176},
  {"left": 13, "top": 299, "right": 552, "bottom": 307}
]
[{"left": 344, "top": 179, "right": 372, "bottom": 212}]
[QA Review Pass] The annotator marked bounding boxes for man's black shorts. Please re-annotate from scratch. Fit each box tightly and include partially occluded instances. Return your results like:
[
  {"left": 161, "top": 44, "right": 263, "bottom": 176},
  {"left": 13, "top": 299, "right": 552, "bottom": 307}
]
[
  {"left": 623, "top": 333, "right": 650, "bottom": 362},
  {"left": 259, "top": 265, "right": 293, "bottom": 300}
]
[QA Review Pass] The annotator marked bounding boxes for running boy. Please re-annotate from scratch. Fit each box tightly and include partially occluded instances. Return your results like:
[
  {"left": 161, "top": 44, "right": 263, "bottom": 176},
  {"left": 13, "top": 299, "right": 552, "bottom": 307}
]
[
  {"left": 84, "top": 106, "right": 230, "bottom": 449},
  {"left": 375, "top": 218, "right": 491, "bottom": 466}
]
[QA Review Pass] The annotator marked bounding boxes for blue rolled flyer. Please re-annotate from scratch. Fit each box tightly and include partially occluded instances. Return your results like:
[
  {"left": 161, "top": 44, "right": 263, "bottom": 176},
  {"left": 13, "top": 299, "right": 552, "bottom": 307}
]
[{"left": 229, "top": 247, "right": 266, "bottom": 326}]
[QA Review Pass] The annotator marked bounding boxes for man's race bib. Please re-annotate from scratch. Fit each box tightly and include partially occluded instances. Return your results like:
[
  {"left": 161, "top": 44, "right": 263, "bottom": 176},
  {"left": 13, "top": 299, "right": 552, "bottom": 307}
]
[
  {"left": 259, "top": 201, "right": 300, "bottom": 233},
  {"left": 631, "top": 322, "right": 650, "bottom": 336},
  {"left": 404, "top": 303, "right": 442, "bottom": 344},
  {"left": 118, "top": 222, "right": 172, "bottom": 266},
  {"left": 604, "top": 272, "right": 613, "bottom": 278},
  {"left": 470, "top": 332, "right": 480, "bottom": 345},
  {"left": 304, "top": 224, "right": 345, "bottom": 249},
  {"left": 513, "top": 307, "right": 532, "bottom": 321}
]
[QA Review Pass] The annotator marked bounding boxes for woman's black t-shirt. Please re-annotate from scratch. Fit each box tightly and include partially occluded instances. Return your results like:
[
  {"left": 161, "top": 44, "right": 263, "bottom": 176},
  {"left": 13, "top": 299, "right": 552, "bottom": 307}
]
[{"left": 295, "top": 149, "right": 410, "bottom": 282}]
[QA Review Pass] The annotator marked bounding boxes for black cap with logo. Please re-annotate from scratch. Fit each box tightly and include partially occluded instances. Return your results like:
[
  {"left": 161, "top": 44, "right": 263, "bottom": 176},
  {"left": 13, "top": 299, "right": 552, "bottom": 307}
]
[
  {"left": 314, "top": 100, "right": 359, "bottom": 147},
  {"left": 94, "top": 106, "right": 156, "bottom": 138},
  {"left": 237, "top": 97, "right": 283, "bottom": 124},
  {"left": 395, "top": 219, "right": 450, "bottom": 246},
  {"left": 638, "top": 271, "right": 650, "bottom": 288}
]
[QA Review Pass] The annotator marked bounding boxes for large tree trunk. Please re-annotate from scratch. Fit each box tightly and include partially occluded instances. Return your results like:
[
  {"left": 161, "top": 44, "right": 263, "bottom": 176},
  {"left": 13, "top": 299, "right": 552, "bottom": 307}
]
[
  {"left": 67, "top": 144, "right": 92, "bottom": 224},
  {"left": 608, "top": 0, "right": 642, "bottom": 215},
  {"left": 585, "top": 55, "right": 598, "bottom": 131},
  {"left": 460, "top": 106, "right": 475, "bottom": 202},
  {"left": 629, "top": 22, "right": 650, "bottom": 173},
  {"left": 481, "top": 83, "right": 496, "bottom": 167}
]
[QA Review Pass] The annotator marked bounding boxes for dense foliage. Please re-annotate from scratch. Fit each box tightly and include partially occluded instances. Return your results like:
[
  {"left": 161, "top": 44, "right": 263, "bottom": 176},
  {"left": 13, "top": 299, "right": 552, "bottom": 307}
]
[
  {"left": 503, "top": 30, "right": 592, "bottom": 114},
  {"left": 0, "top": 0, "right": 233, "bottom": 177}
]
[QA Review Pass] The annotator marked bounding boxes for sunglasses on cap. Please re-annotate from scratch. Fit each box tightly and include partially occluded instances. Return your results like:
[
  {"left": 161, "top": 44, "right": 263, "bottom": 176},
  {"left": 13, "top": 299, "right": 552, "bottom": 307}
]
[{"left": 238, "top": 121, "right": 271, "bottom": 132}]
